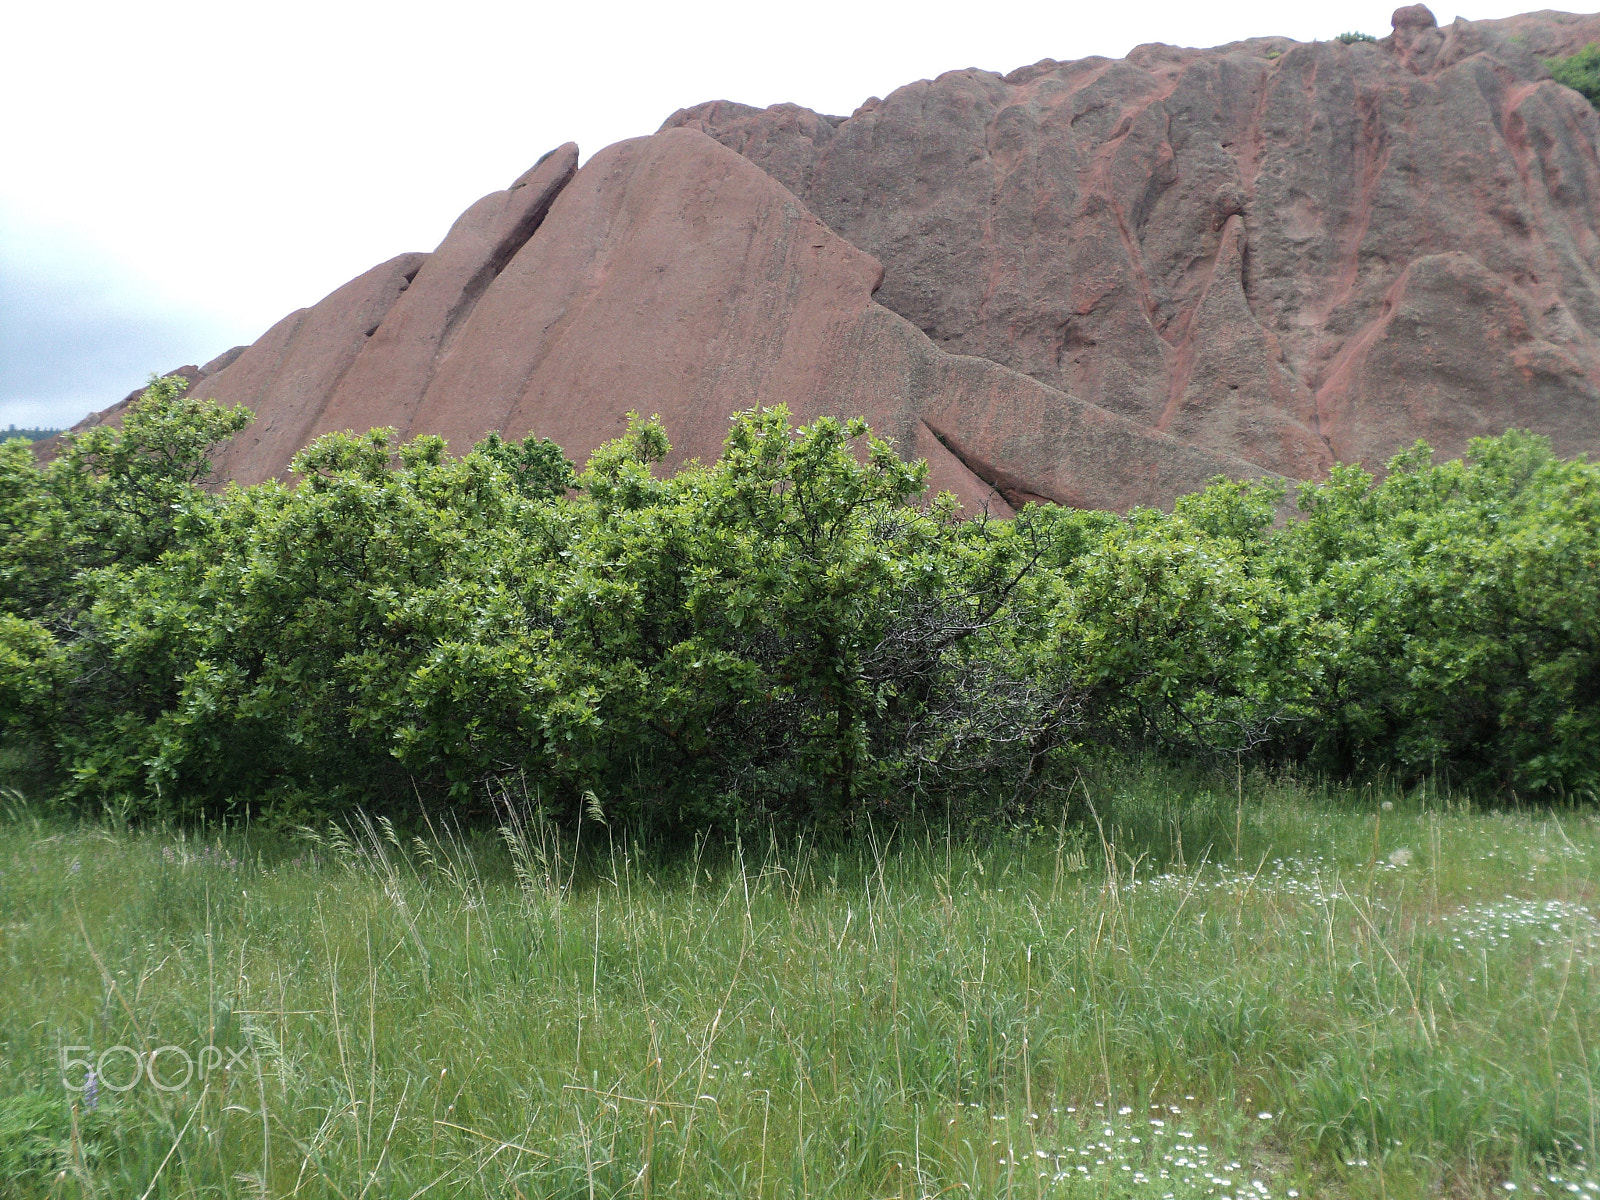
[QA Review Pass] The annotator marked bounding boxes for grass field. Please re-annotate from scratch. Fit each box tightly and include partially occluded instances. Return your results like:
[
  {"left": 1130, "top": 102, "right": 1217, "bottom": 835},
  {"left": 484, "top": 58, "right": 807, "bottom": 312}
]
[{"left": 1, "top": 770, "right": 1596, "bottom": 1198}]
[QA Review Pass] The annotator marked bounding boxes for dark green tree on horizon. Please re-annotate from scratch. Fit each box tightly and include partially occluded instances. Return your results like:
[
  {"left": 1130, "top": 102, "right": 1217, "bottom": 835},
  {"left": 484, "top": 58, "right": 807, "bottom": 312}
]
[{"left": 2, "top": 426, "right": 63, "bottom": 443}]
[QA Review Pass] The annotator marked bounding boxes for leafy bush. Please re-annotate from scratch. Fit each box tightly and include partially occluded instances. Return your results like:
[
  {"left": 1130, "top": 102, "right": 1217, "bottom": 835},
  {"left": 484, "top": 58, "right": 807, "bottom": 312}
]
[
  {"left": 3, "top": 383, "right": 1596, "bottom": 828},
  {"left": 1546, "top": 42, "right": 1600, "bottom": 107},
  {"left": 1279, "top": 434, "right": 1600, "bottom": 793},
  {"left": 1336, "top": 31, "right": 1377, "bottom": 44},
  {"left": 4, "top": 393, "right": 1097, "bottom": 829}
]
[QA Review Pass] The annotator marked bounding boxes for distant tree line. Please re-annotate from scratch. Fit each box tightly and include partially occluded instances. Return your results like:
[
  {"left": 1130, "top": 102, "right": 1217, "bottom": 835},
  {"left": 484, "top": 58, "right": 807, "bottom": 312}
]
[
  {"left": 2, "top": 426, "right": 62, "bottom": 443},
  {"left": 1, "top": 380, "right": 1595, "bottom": 831}
]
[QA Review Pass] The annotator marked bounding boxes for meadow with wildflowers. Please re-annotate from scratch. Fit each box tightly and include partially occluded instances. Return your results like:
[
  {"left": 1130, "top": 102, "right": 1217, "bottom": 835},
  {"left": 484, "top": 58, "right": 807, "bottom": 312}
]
[
  {"left": 3, "top": 388, "right": 1599, "bottom": 1196},
  {"left": 0, "top": 771, "right": 1596, "bottom": 1197}
]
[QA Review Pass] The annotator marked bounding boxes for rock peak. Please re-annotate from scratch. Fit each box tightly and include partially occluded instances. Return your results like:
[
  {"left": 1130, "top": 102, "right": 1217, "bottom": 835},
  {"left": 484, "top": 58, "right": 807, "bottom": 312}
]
[{"left": 1391, "top": 4, "right": 1438, "bottom": 30}]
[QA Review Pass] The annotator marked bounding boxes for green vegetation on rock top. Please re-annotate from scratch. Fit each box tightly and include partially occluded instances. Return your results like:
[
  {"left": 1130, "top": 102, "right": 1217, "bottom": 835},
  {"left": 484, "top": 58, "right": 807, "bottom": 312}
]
[{"left": 1547, "top": 42, "right": 1600, "bottom": 106}]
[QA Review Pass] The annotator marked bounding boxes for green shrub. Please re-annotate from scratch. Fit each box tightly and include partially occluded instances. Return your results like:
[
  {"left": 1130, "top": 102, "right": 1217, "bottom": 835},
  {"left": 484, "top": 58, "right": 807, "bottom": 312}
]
[
  {"left": 1280, "top": 434, "right": 1600, "bottom": 793},
  {"left": 4, "top": 381, "right": 1597, "bottom": 827},
  {"left": 1546, "top": 42, "right": 1600, "bottom": 106},
  {"left": 9, "top": 396, "right": 1092, "bottom": 829},
  {"left": 1336, "top": 31, "right": 1377, "bottom": 44}
]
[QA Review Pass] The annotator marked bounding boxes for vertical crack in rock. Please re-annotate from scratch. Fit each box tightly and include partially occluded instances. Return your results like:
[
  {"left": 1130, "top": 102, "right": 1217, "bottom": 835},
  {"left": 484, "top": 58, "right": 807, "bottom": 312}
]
[{"left": 306, "top": 144, "right": 582, "bottom": 453}]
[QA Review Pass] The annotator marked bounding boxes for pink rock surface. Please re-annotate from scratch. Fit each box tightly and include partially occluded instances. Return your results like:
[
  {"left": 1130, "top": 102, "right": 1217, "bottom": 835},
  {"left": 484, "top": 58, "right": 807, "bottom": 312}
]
[
  {"left": 66, "top": 6, "right": 1600, "bottom": 508},
  {"left": 667, "top": 4, "right": 1600, "bottom": 473},
  {"left": 201, "top": 254, "right": 427, "bottom": 485},
  {"left": 97, "top": 127, "right": 1257, "bottom": 513},
  {"left": 308, "top": 145, "right": 579, "bottom": 446},
  {"left": 407, "top": 128, "right": 1261, "bottom": 514}
]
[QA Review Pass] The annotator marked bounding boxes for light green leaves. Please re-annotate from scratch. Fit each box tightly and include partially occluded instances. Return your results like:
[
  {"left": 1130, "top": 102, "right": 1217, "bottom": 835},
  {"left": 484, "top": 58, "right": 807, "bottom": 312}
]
[{"left": 5, "top": 387, "right": 1596, "bottom": 823}]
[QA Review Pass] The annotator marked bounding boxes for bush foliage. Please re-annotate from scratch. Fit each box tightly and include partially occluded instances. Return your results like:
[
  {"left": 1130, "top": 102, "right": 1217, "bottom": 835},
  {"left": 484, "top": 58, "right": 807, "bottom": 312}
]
[
  {"left": 1547, "top": 42, "right": 1600, "bottom": 107},
  {"left": 2, "top": 383, "right": 1597, "bottom": 828}
]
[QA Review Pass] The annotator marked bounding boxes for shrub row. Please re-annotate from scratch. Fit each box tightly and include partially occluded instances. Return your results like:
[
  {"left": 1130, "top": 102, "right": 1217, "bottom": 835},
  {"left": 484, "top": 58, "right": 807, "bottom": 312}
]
[{"left": 2, "top": 382, "right": 1596, "bottom": 829}]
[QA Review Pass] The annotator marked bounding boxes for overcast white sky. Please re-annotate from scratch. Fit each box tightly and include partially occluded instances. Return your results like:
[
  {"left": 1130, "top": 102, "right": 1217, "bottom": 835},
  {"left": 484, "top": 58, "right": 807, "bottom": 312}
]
[{"left": 0, "top": 0, "right": 1567, "bottom": 428}]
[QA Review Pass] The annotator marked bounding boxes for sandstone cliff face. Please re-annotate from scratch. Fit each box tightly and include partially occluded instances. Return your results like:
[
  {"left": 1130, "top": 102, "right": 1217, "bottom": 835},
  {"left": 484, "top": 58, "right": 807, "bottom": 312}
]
[
  {"left": 665, "top": 5, "right": 1600, "bottom": 477},
  {"left": 69, "top": 6, "right": 1600, "bottom": 509},
  {"left": 200, "top": 128, "right": 1264, "bottom": 513}
]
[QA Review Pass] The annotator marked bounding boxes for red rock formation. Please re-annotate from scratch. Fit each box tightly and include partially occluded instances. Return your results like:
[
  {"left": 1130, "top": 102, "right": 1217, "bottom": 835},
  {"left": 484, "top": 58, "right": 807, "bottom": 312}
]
[
  {"left": 666, "top": 5, "right": 1600, "bottom": 476},
  {"left": 195, "top": 128, "right": 1262, "bottom": 513},
  {"left": 65, "top": 5, "right": 1600, "bottom": 509}
]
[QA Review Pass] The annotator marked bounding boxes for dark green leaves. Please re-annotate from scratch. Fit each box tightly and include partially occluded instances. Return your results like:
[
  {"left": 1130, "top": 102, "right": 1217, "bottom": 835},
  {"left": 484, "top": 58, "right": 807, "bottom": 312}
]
[{"left": 1547, "top": 42, "right": 1600, "bottom": 107}]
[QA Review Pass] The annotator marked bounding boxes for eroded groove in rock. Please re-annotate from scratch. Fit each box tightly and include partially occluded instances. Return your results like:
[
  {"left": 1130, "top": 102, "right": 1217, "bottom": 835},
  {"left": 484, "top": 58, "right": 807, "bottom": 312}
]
[
  {"left": 201, "top": 254, "right": 428, "bottom": 485},
  {"left": 310, "top": 145, "right": 581, "bottom": 445},
  {"left": 922, "top": 420, "right": 1052, "bottom": 512},
  {"left": 437, "top": 146, "right": 580, "bottom": 356}
]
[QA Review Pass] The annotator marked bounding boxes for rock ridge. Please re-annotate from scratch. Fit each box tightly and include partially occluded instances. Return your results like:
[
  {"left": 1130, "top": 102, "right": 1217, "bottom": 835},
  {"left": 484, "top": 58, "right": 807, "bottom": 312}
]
[
  {"left": 664, "top": 3, "right": 1600, "bottom": 475},
  {"left": 60, "top": 5, "right": 1600, "bottom": 511}
]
